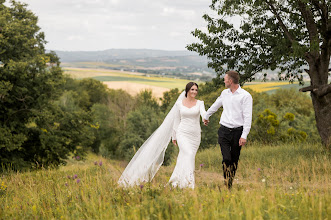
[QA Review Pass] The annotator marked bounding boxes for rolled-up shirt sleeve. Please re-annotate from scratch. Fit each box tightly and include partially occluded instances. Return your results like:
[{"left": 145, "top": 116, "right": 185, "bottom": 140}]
[
  {"left": 204, "top": 95, "right": 223, "bottom": 121},
  {"left": 241, "top": 93, "right": 253, "bottom": 139}
]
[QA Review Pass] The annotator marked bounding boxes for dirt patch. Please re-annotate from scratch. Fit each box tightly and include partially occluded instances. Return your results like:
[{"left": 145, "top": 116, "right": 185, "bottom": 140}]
[{"left": 103, "top": 81, "right": 169, "bottom": 98}]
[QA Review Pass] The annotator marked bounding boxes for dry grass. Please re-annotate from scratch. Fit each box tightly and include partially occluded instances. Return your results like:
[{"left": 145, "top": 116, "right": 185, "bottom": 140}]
[
  {"left": 103, "top": 81, "right": 170, "bottom": 99},
  {"left": 0, "top": 143, "right": 330, "bottom": 219}
]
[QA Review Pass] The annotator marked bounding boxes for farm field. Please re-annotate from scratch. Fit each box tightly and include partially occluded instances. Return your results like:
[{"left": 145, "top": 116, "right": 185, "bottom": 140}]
[
  {"left": 64, "top": 67, "right": 190, "bottom": 98},
  {"left": 65, "top": 67, "right": 306, "bottom": 98},
  {"left": 62, "top": 62, "right": 145, "bottom": 69},
  {"left": 1, "top": 143, "right": 330, "bottom": 219},
  {"left": 243, "top": 81, "right": 303, "bottom": 93}
]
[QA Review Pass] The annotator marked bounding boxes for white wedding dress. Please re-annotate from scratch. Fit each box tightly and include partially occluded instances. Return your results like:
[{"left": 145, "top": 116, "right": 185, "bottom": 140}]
[
  {"left": 169, "top": 100, "right": 206, "bottom": 188},
  {"left": 118, "top": 91, "right": 206, "bottom": 189}
]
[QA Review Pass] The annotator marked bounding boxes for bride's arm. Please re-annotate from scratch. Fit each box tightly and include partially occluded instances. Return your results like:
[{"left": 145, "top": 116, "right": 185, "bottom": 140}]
[
  {"left": 172, "top": 103, "right": 180, "bottom": 141},
  {"left": 199, "top": 100, "right": 207, "bottom": 120}
]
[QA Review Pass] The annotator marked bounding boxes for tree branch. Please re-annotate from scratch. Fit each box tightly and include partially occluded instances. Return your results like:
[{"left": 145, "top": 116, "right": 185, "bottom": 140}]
[
  {"left": 304, "top": 68, "right": 313, "bottom": 79},
  {"left": 299, "top": 85, "right": 314, "bottom": 92},
  {"left": 297, "top": 1, "right": 319, "bottom": 46},
  {"left": 311, "top": 0, "right": 329, "bottom": 40},
  {"left": 310, "top": 0, "right": 324, "bottom": 16},
  {"left": 299, "top": 84, "right": 331, "bottom": 97},
  {"left": 266, "top": 1, "right": 296, "bottom": 43}
]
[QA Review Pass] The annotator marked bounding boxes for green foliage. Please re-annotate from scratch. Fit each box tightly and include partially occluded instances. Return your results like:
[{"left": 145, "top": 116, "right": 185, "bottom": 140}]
[
  {"left": 186, "top": 0, "right": 321, "bottom": 83},
  {"left": 187, "top": 0, "right": 331, "bottom": 146},
  {"left": 113, "top": 89, "right": 177, "bottom": 165},
  {"left": 107, "top": 88, "right": 136, "bottom": 120},
  {"left": 260, "top": 89, "right": 318, "bottom": 143},
  {"left": 160, "top": 88, "right": 181, "bottom": 113},
  {"left": 91, "top": 103, "right": 121, "bottom": 156},
  {"left": 134, "top": 89, "right": 159, "bottom": 110},
  {"left": 118, "top": 105, "right": 163, "bottom": 160},
  {"left": 251, "top": 108, "right": 308, "bottom": 143},
  {"left": 197, "top": 80, "right": 318, "bottom": 146},
  {"left": 76, "top": 78, "right": 109, "bottom": 110},
  {"left": 0, "top": 1, "right": 94, "bottom": 170},
  {"left": 62, "top": 77, "right": 109, "bottom": 111},
  {"left": 26, "top": 105, "right": 95, "bottom": 168}
]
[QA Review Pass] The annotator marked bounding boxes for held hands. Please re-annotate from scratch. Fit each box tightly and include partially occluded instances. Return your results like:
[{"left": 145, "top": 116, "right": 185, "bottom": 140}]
[
  {"left": 203, "top": 119, "right": 209, "bottom": 126},
  {"left": 172, "top": 140, "right": 177, "bottom": 146},
  {"left": 239, "top": 138, "right": 246, "bottom": 146}
]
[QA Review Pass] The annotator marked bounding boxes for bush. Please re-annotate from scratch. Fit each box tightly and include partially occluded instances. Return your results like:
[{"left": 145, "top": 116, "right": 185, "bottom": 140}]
[{"left": 250, "top": 109, "right": 307, "bottom": 143}]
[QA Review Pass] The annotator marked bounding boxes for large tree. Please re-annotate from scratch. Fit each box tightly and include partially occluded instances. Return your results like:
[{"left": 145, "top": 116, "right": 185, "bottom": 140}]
[
  {"left": 0, "top": 0, "right": 93, "bottom": 169},
  {"left": 187, "top": 0, "right": 331, "bottom": 147}
]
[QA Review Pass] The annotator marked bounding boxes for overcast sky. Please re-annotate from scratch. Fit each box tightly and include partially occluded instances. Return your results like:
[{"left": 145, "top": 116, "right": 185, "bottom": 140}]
[{"left": 12, "top": 0, "right": 215, "bottom": 51}]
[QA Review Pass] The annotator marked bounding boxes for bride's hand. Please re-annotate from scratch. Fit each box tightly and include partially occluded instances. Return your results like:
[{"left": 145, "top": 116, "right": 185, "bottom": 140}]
[{"left": 172, "top": 140, "right": 177, "bottom": 146}]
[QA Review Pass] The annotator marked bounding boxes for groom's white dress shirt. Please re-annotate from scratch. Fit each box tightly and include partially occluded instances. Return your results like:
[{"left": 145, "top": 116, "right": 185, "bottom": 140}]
[{"left": 204, "top": 85, "right": 253, "bottom": 139}]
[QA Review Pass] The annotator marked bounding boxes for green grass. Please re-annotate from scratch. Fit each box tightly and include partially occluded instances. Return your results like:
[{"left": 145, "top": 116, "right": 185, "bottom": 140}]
[{"left": 0, "top": 143, "right": 330, "bottom": 219}]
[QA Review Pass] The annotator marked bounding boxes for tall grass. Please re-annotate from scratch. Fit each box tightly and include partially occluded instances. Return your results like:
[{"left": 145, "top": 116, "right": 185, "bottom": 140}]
[{"left": 1, "top": 144, "right": 330, "bottom": 219}]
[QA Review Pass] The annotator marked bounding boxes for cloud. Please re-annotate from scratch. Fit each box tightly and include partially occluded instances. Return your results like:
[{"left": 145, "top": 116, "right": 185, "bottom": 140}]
[
  {"left": 66, "top": 35, "right": 84, "bottom": 41},
  {"left": 17, "top": 0, "right": 213, "bottom": 51}
]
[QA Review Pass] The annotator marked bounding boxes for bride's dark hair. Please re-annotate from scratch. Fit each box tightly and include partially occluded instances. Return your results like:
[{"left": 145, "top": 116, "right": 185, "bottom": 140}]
[{"left": 185, "top": 82, "right": 198, "bottom": 97}]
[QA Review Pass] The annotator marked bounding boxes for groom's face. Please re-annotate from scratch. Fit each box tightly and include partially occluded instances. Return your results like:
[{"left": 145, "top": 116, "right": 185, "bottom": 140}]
[{"left": 224, "top": 74, "right": 232, "bottom": 88}]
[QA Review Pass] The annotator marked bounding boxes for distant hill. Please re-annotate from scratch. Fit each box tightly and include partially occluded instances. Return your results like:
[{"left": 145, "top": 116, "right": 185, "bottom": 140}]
[
  {"left": 53, "top": 49, "right": 205, "bottom": 63},
  {"left": 51, "top": 49, "right": 215, "bottom": 80},
  {"left": 49, "top": 49, "right": 316, "bottom": 82}
]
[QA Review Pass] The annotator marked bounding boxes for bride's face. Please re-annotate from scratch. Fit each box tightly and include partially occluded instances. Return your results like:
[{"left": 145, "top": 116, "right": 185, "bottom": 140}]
[{"left": 188, "top": 85, "right": 198, "bottom": 98}]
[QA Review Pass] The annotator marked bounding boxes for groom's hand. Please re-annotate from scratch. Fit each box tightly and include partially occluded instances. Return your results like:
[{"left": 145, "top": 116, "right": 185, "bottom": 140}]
[
  {"left": 203, "top": 119, "right": 209, "bottom": 126},
  {"left": 239, "top": 138, "right": 246, "bottom": 146},
  {"left": 172, "top": 140, "right": 177, "bottom": 146}
]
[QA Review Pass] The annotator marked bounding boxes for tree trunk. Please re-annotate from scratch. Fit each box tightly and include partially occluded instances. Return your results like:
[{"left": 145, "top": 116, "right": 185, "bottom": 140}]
[
  {"left": 301, "top": 50, "right": 331, "bottom": 148},
  {"left": 311, "top": 92, "right": 331, "bottom": 148},
  {"left": 305, "top": 56, "right": 331, "bottom": 148}
]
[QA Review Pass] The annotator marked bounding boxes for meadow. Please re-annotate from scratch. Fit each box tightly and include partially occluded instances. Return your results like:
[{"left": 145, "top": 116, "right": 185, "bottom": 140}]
[
  {"left": 64, "top": 67, "right": 190, "bottom": 98},
  {"left": 65, "top": 67, "right": 306, "bottom": 98},
  {"left": 1, "top": 143, "right": 330, "bottom": 219},
  {"left": 243, "top": 82, "right": 303, "bottom": 94}
]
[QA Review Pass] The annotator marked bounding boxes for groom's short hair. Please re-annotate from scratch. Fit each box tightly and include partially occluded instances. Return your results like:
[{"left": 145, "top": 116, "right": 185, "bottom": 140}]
[{"left": 226, "top": 71, "right": 240, "bottom": 84}]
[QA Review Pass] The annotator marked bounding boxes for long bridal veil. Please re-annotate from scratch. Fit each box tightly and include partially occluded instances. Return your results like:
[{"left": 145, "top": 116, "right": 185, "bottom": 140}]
[{"left": 118, "top": 91, "right": 185, "bottom": 187}]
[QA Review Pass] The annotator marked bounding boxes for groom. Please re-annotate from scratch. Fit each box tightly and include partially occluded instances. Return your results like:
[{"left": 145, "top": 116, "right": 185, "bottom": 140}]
[{"left": 203, "top": 71, "right": 253, "bottom": 189}]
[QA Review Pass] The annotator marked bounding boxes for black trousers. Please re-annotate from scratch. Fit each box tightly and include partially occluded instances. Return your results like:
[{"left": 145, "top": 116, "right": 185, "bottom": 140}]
[{"left": 218, "top": 125, "right": 243, "bottom": 188}]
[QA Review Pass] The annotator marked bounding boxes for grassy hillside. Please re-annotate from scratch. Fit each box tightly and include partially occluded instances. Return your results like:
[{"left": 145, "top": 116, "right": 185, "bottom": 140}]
[{"left": 1, "top": 143, "right": 330, "bottom": 219}]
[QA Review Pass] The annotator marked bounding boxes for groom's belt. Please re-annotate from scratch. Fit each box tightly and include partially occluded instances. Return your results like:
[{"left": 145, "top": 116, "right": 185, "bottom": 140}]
[{"left": 220, "top": 125, "right": 243, "bottom": 131}]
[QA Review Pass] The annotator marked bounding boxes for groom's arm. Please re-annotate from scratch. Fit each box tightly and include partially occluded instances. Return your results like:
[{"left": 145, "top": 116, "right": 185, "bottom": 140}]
[
  {"left": 240, "top": 93, "right": 253, "bottom": 140},
  {"left": 204, "top": 95, "right": 223, "bottom": 122}
]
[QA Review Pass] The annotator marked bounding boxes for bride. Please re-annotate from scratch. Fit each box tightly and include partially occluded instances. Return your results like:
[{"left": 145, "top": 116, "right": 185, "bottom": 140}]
[{"left": 118, "top": 82, "right": 206, "bottom": 188}]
